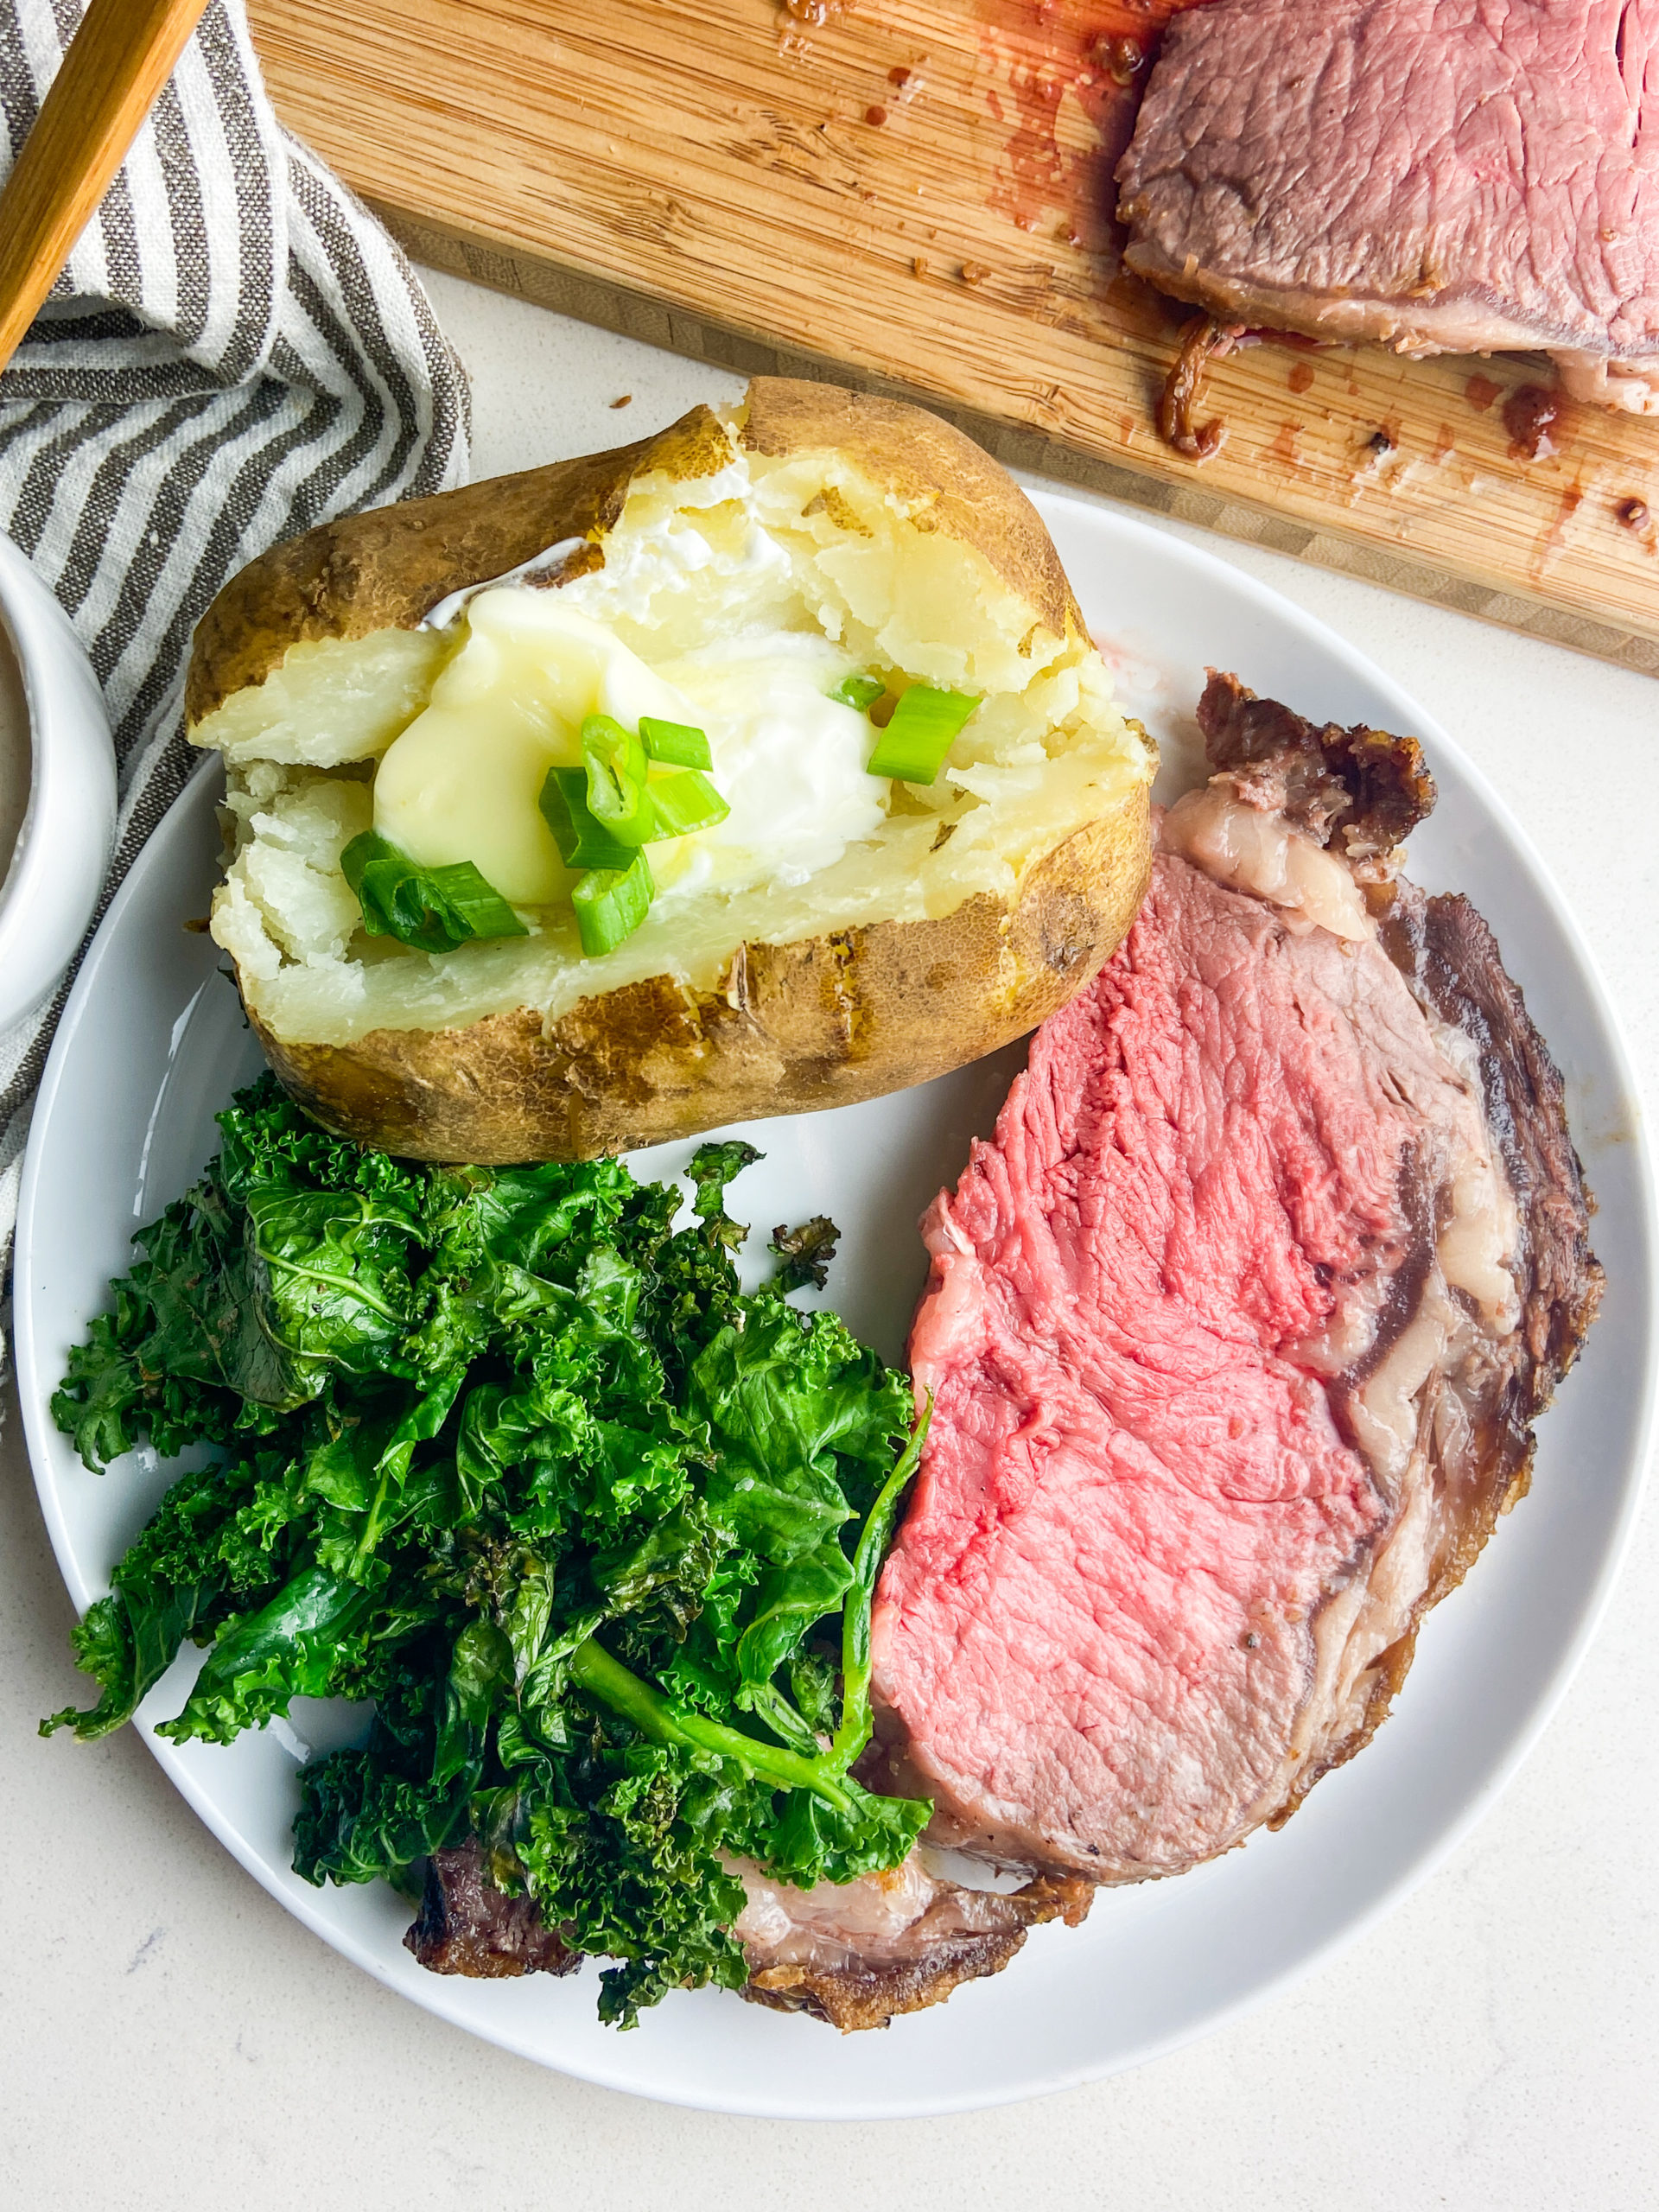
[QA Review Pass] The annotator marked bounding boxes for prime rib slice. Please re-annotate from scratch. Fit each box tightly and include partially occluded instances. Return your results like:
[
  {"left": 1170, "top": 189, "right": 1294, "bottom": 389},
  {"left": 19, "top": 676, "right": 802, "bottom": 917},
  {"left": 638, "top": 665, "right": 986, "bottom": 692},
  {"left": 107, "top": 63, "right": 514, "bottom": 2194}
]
[
  {"left": 865, "top": 673, "right": 1601, "bottom": 1880},
  {"left": 1116, "top": 0, "right": 1659, "bottom": 412}
]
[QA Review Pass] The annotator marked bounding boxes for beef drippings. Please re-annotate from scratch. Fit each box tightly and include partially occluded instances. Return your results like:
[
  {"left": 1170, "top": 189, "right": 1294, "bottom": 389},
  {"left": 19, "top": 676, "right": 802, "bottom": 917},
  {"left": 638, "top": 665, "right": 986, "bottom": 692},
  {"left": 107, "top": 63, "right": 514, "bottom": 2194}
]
[
  {"left": 1503, "top": 384, "right": 1563, "bottom": 460},
  {"left": 1158, "top": 316, "right": 1242, "bottom": 458}
]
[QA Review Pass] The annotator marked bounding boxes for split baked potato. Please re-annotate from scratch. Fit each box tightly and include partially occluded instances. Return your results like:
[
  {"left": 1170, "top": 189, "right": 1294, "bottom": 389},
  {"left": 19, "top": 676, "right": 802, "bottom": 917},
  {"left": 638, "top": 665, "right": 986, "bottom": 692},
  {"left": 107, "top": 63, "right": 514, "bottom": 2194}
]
[{"left": 190, "top": 378, "right": 1154, "bottom": 1161}]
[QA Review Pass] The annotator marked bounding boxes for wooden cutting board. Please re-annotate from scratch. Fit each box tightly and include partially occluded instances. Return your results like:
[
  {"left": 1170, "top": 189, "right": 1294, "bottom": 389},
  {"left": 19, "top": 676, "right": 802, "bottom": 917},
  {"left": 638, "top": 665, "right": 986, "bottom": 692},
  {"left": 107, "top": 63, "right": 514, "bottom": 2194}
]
[{"left": 248, "top": 0, "right": 1659, "bottom": 675}]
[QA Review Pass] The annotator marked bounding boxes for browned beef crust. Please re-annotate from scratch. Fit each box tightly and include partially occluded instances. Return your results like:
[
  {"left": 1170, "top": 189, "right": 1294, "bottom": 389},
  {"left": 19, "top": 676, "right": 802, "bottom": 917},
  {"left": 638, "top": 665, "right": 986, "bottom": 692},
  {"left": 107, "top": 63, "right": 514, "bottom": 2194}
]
[
  {"left": 741, "top": 1874, "right": 1093, "bottom": 2032},
  {"left": 1269, "top": 880, "right": 1604, "bottom": 1827},
  {"left": 1385, "top": 882, "right": 1605, "bottom": 1492},
  {"left": 403, "top": 1845, "right": 579, "bottom": 1980},
  {"left": 1198, "top": 668, "right": 1438, "bottom": 868}
]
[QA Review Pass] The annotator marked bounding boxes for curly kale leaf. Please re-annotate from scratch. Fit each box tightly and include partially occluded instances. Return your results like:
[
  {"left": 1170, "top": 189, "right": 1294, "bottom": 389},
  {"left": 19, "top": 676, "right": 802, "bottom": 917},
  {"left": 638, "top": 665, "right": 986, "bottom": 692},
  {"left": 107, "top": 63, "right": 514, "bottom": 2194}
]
[
  {"left": 41, "top": 1450, "right": 294, "bottom": 1740},
  {"left": 52, "top": 1072, "right": 938, "bottom": 2030},
  {"left": 50, "top": 1189, "right": 301, "bottom": 1465},
  {"left": 157, "top": 1565, "right": 377, "bottom": 1745},
  {"left": 741, "top": 1773, "right": 931, "bottom": 1888},
  {"left": 308, "top": 1367, "right": 469, "bottom": 1584},
  {"left": 50, "top": 1274, "right": 246, "bottom": 1471},
  {"left": 241, "top": 1182, "right": 426, "bottom": 1387},
  {"left": 786, "top": 1643, "right": 840, "bottom": 1738},
  {"left": 41, "top": 1582, "right": 221, "bottom": 1743},
  {"left": 425, "top": 1158, "right": 636, "bottom": 1281},
  {"left": 50, "top": 1077, "right": 429, "bottom": 1466},
  {"left": 410, "top": 1159, "right": 639, "bottom": 1370},
  {"left": 691, "top": 1298, "right": 912, "bottom": 1562},
  {"left": 685, "top": 1140, "right": 761, "bottom": 1250},
  {"left": 768, "top": 1215, "right": 840, "bottom": 1294},
  {"left": 214, "top": 1075, "right": 425, "bottom": 1213},
  {"left": 516, "top": 1736, "right": 753, "bottom": 2029},
  {"left": 658, "top": 1545, "right": 760, "bottom": 1715},
  {"left": 293, "top": 1747, "right": 471, "bottom": 1890},
  {"left": 292, "top": 1620, "right": 508, "bottom": 1885}
]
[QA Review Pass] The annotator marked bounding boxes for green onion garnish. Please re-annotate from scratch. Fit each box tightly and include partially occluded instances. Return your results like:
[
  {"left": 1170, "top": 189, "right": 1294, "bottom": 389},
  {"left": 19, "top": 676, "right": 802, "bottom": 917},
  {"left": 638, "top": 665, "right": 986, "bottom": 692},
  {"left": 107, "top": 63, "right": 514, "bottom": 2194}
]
[
  {"left": 865, "top": 685, "right": 981, "bottom": 785},
  {"left": 424, "top": 863, "right": 526, "bottom": 942},
  {"left": 340, "top": 831, "right": 526, "bottom": 957},
  {"left": 539, "top": 766, "right": 636, "bottom": 870},
  {"left": 647, "top": 769, "right": 730, "bottom": 840},
  {"left": 830, "top": 672, "right": 886, "bottom": 711},
  {"left": 581, "top": 713, "right": 654, "bottom": 846},
  {"left": 639, "top": 715, "right": 712, "bottom": 770},
  {"left": 572, "top": 849, "right": 655, "bottom": 957}
]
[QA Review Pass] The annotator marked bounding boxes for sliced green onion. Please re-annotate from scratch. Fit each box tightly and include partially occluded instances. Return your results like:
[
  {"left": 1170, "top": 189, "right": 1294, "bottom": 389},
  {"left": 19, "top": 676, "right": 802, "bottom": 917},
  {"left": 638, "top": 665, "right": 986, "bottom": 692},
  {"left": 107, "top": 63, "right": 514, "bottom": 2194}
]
[
  {"left": 639, "top": 715, "right": 712, "bottom": 770},
  {"left": 340, "top": 831, "right": 526, "bottom": 956},
  {"left": 581, "top": 713, "right": 654, "bottom": 846},
  {"left": 423, "top": 862, "right": 528, "bottom": 942},
  {"left": 865, "top": 685, "right": 981, "bottom": 785},
  {"left": 647, "top": 769, "right": 730, "bottom": 840},
  {"left": 572, "top": 849, "right": 655, "bottom": 957},
  {"left": 830, "top": 672, "right": 886, "bottom": 712},
  {"left": 539, "top": 766, "right": 636, "bottom": 870}
]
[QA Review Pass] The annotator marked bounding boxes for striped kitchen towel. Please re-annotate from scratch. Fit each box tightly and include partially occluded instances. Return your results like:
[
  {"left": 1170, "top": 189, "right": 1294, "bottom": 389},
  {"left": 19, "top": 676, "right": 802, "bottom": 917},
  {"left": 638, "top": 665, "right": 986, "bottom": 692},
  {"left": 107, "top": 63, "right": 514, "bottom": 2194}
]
[{"left": 0, "top": 0, "right": 469, "bottom": 1313}]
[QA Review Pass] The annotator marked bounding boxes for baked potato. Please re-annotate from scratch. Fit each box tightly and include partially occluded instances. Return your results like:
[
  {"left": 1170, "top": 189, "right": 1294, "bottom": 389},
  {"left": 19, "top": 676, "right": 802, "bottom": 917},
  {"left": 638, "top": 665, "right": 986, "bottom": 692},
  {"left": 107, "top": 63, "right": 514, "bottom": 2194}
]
[{"left": 189, "top": 378, "right": 1154, "bottom": 1161}]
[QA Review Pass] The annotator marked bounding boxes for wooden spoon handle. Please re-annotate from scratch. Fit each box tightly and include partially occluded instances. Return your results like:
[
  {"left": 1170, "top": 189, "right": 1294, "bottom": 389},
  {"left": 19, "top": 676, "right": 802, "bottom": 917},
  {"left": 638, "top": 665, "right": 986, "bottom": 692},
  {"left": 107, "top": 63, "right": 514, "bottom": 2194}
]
[{"left": 0, "top": 0, "right": 213, "bottom": 378}]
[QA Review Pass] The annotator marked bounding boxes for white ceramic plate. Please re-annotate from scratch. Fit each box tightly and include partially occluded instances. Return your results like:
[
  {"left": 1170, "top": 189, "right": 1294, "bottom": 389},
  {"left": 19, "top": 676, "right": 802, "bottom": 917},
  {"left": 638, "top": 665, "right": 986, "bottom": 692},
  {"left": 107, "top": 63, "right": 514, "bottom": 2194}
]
[{"left": 15, "top": 495, "right": 1656, "bottom": 2119}]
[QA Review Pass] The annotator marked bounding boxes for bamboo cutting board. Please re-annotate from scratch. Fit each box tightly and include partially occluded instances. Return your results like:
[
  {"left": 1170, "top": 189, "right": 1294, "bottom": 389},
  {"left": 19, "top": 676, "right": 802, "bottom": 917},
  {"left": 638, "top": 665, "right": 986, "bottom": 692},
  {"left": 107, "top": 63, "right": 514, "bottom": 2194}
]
[{"left": 247, "top": 0, "right": 1659, "bottom": 674}]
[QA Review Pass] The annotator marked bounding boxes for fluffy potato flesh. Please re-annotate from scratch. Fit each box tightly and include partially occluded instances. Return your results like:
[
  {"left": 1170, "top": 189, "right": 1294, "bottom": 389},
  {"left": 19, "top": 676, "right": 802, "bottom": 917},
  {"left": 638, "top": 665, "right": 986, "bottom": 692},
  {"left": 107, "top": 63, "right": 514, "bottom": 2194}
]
[{"left": 191, "top": 383, "right": 1154, "bottom": 1156}]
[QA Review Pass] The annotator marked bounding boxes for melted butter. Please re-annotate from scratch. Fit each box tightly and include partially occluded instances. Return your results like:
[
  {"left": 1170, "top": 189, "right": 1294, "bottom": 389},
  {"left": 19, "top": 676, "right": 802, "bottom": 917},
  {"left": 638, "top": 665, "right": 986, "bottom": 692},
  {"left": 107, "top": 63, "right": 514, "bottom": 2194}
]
[
  {"left": 374, "top": 592, "right": 695, "bottom": 904},
  {"left": 372, "top": 582, "right": 889, "bottom": 910}
]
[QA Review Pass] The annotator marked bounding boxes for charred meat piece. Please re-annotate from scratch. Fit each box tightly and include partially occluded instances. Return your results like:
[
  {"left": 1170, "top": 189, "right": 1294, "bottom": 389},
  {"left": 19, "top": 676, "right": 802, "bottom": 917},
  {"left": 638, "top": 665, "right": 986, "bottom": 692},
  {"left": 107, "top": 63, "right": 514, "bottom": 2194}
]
[
  {"left": 1195, "top": 670, "right": 1436, "bottom": 868},
  {"left": 868, "top": 683, "right": 1599, "bottom": 1879},
  {"left": 404, "top": 1845, "right": 580, "bottom": 1980},
  {"left": 736, "top": 1855, "right": 1091, "bottom": 2031},
  {"left": 1117, "top": 0, "right": 1659, "bottom": 413}
]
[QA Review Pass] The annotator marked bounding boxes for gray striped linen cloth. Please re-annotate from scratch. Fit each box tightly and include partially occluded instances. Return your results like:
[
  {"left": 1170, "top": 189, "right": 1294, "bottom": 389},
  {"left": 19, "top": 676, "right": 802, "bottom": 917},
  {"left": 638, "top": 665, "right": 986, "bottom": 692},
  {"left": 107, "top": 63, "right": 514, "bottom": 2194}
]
[{"left": 0, "top": 0, "right": 470, "bottom": 1325}]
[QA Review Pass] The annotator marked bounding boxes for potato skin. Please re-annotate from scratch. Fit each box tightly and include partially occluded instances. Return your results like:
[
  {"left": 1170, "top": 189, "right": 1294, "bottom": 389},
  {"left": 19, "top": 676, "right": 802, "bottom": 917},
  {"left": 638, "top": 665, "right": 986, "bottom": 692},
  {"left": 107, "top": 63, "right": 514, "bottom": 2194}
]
[
  {"left": 194, "top": 378, "right": 1154, "bottom": 1162},
  {"left": 251, "top": 789, "right": 1149, "bottom": 1163},
  {"left": 186, "top": 405, "right": 734, "bottom": 724},
  {"left": 188, "top": 380, "right": 1088, "bottom": 727}
]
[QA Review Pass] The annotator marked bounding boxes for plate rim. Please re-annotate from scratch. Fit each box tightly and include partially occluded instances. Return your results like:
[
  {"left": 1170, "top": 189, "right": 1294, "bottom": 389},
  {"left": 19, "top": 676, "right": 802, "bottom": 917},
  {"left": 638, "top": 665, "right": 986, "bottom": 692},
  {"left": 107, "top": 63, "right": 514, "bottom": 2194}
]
[{"left": 15, "top": 492, "right": 1658, "bottom": 2119}]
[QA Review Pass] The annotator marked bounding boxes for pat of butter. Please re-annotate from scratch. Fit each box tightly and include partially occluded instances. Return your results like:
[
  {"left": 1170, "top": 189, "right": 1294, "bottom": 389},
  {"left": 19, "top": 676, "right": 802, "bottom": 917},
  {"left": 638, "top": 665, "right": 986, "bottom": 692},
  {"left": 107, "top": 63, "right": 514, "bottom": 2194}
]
[{"left": 373, "top": 589, "right": 694, "bottom": 904}]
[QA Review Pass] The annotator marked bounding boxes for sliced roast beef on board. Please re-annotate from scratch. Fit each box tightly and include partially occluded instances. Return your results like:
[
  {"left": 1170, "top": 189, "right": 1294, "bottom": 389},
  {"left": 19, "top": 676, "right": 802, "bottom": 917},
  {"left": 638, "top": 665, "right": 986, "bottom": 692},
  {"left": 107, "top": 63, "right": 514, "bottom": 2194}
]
[
  {"left": 1116, "top": 0, "right": 1659, "bottom": 412},
  {"left": 865, "top": 675, "right": 1600, "bottom": 1881}
]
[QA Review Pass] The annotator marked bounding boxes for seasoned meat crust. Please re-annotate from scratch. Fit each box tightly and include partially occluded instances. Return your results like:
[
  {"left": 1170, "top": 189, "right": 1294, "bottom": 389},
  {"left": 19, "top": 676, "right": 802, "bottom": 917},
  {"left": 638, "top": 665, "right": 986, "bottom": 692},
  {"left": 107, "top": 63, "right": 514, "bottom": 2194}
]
[
  {"left": 735, "top": 1858, "right": 1091, "bottom": 2032},
  {"left": 1197, "top": 671, "right": 1436, "bottom": 868},
  {"left": 1384, "top": 887, "right": 1605, "bottom": 1484},
  {"left": 404, "top": 1846, "right": 580, "bottom": 1980},
  {"left": 871, "top": 678, "right": 1599, "bottom": 1879},
  {"left": 1117, "top": 0, "right": 1659, "bottom": 411}
]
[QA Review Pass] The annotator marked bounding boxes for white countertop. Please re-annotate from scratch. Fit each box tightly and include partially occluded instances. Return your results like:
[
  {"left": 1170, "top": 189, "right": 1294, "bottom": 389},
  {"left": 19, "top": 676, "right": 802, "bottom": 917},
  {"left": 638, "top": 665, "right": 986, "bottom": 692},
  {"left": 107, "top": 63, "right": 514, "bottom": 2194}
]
[{"left": 3, "top": 269, "right": 1656, "bottom": 2209}]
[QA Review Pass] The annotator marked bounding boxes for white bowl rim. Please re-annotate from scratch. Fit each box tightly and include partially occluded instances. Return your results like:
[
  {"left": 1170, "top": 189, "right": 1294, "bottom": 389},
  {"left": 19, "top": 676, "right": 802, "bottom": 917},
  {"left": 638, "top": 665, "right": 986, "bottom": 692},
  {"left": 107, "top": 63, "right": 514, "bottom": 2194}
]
[{"left": 0, "top": 535, "right": 117, "bottom": 1032}]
